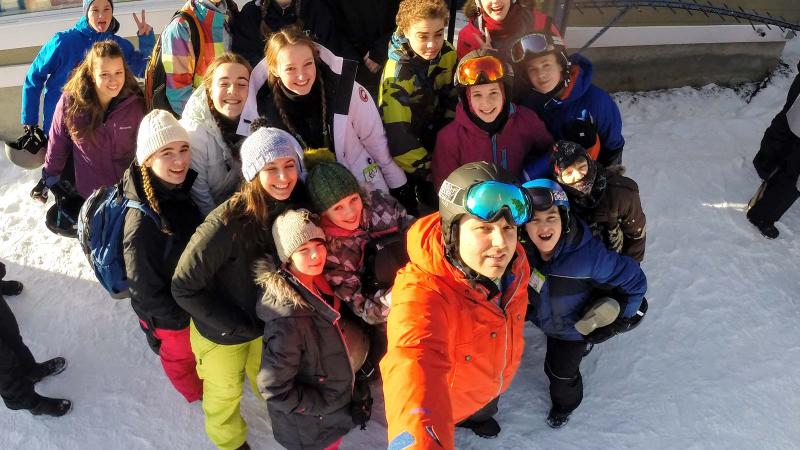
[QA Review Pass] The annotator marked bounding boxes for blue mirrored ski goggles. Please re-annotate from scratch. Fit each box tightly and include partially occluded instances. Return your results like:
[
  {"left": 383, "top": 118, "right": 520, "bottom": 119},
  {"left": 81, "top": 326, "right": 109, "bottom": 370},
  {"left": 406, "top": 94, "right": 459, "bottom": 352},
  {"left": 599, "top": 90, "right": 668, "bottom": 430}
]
[{"left": 464, "top": 181, "right": 531, "bottom": 226}]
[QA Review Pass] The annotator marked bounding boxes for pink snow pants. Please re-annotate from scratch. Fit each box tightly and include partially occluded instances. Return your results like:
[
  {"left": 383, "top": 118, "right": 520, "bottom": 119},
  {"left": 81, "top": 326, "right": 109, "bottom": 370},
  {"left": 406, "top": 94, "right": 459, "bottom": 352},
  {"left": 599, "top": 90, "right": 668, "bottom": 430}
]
[
  {"left": 139, "top": 320, "right": 203, "bottom": 403},
  {"left": 324, "top": 438, "right": 343, "bottom": 450}
]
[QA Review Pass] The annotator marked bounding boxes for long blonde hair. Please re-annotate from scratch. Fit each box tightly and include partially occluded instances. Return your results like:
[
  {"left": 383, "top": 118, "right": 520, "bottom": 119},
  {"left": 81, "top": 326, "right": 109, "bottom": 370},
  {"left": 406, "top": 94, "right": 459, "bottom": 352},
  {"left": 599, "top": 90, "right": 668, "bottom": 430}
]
[{"left": 61, "top": 40, "right": 141, "bottom": 142}]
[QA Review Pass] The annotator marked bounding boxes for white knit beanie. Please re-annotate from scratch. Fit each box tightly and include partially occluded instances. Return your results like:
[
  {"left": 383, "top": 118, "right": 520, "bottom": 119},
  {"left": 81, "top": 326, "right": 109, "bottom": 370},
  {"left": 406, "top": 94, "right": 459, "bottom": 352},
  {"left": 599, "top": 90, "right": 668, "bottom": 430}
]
[
  {"left": 136, "top": 110, "right": 190, "bottom": 165},
  {"left": 272, "top": 209, "right": 326, "bottom": 263},
  {"left": 240, "top": 127, "right": 305, "bottom": 182}
]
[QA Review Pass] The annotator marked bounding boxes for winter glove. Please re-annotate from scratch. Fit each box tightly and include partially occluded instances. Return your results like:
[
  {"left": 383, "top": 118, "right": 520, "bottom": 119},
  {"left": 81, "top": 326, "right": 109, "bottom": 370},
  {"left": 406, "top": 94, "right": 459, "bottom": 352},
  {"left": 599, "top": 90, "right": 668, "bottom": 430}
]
[
  {"left": 349, "top": 369, "right": 373, "bottom": 430},
  {"left": 30, "top": 178, "right": 49, "bottom": 203},
  {"left": 389, "top": 182, "right": 418, "bottom": 217},
  {"left": 562, "top": 109, "right": 599, "bottom": 153},
  {"left": 574, "top": 297, "right": 620, "bottom": 336},
  {"left": 12, "top": 125, "right": 47, "bottom": 154},
  {"left": 585, "top": 297, "right": 648, "bottom": 344}
]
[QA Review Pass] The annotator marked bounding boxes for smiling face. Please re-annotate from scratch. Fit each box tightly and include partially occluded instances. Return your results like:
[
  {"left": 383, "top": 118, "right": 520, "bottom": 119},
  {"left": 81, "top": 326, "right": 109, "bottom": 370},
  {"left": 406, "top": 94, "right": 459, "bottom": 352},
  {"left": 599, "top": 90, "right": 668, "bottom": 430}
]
[
  {"left": 209, "top": 63, "right": 249, "bottom": 119},
  {"left": 145, "top": 141, "right": 191, "bottom": 186},
  {"left": 322, "top": 193, "right": 363, "bottom": 231},
  {"left": 258, "top": 156, "right": 298, "bottom": 200},
  {"left": 468, "top": 82, "right": 504, "bottom": 123},
  {"left": 525, "top": 205, "right": 562, "bottom": 260},
  {"left": 480, "top": 0, "right": 512, "bottom": 21},
  {"left": 458, "top": 215, "right": 517, "bottom": 279},
  {"left": 558, "top": 157, "right": 589, "bottom": 185},
  {"left": 92, "top": 56, "right": 125, "bottom": 106},
  {"left": 405, "top": 18, "right": 446, "bottom": 61},
  {"left": 87, "top": 0, "right": 113, "bottom": 33},
  {"left": 525, "top": 53, "right": 563, "bottom": 94},
  {"left": 273, "top": 43, "right": 316, "bottom": 96},
  {"left": 289, "top": 239, "right": 327, "bottom": 276}
]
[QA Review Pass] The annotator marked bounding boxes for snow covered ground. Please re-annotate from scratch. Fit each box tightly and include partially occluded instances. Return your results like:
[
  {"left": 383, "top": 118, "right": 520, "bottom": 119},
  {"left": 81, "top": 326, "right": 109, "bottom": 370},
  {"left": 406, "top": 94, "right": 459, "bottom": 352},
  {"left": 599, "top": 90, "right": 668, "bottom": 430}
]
[{"left": 2, "top": 38, "right": 800, "bottom": 450}]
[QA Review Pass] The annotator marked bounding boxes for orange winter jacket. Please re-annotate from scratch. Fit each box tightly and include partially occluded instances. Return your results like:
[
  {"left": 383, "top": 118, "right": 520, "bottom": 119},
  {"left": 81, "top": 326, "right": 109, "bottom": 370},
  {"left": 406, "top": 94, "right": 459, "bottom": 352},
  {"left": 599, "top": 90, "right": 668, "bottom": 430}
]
[{"left": 381, "top": 213, "right": 530, "bottom": 450}]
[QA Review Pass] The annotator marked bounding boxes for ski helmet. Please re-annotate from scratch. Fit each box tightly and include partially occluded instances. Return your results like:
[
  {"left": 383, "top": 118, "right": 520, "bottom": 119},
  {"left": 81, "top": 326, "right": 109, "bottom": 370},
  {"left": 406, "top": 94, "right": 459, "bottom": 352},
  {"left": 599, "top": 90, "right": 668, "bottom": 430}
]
[
  {"left": 522, "top": 178, "right": 571, "bottom": 232},
  {"left": 455, "top": 49, "right": 514, "bottom": 104},
  {"left": 511, "top": 28, "right": 572, "bottom": 92},
  {"left": 438, "top": 161, "right": 517, "bottom": 253}
]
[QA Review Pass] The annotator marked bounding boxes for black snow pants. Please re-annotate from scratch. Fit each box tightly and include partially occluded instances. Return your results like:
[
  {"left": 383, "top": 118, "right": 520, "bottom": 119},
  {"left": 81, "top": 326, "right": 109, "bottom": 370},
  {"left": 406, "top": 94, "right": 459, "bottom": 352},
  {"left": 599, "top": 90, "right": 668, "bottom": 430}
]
[
  {"left": 0, "top": 294, "right": 39, "bottom": 410},
  {"left": 749, "top": 137, "right": 800, "bottom": 225},
  {"left": 545, "top": 337, "right": 586, "bottom": 415}
]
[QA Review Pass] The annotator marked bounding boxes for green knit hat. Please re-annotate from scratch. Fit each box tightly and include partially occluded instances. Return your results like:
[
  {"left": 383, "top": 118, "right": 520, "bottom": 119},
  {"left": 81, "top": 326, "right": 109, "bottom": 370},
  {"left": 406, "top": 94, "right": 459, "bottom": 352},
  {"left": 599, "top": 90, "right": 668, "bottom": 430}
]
[{"left": 306, "top": 162, "right": 361, "bottom": 213}]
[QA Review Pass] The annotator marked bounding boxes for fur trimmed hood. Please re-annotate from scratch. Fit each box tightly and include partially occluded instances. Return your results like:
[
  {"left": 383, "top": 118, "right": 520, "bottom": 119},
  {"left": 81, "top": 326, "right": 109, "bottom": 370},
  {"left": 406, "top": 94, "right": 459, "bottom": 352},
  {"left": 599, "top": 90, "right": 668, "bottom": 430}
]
[{"left": 253, "top": 258, "right": 314, "bottom": 323}]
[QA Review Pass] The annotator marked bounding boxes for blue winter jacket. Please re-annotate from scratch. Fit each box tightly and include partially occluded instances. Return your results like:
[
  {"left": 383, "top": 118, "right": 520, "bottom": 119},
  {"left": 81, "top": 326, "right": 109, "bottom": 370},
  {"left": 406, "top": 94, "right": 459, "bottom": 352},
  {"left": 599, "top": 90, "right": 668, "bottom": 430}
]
[
  {"left": 21, "top": 16, "right": 155, "bottom": 132},
  {"left": 524, "top": 214, "right": 646, "bottom": 342},
  {"left": 521, "top": 54, "right": 624, "bottom": 179}
]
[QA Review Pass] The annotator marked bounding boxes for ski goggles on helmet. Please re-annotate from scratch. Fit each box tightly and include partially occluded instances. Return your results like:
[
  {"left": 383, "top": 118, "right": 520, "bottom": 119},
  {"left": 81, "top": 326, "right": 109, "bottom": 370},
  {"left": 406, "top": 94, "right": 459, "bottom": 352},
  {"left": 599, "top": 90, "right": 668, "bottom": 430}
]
[
  {"left": 456, "top": 55, "right": 505, "bottom": 87},
  {"left": 522, "top": 179, "right": 570, "bottom": 212},
  {"left": 463, "top": 181, "right": 531, "bottom": 225},
  {"left": 510, "top": 33, "right": 564, "bottom": 64}
]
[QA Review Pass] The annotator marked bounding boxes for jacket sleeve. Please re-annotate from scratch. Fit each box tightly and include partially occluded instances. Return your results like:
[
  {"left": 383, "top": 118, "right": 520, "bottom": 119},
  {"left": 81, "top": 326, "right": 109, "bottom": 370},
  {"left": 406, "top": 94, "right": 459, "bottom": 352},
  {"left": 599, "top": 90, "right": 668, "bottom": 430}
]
[
  {"left": 431, "top": 125, "right": 459, "bottom": 191},
  {"left": 43, "top": 95, "right": 73, "bottom": 178},
  {"left": 161, "top": 18, "right": 196, "bottom": 116},
  {"left": 117, "top": 32, "right": 154, "bottom": 78},
  {"left": 351, "top": 83, "right": 408, "bottom": 189},
  {"left": 184, "top": 124, "right": 217, "bottom": 215},
  {"left": 381, "top": 284, "right": 455, "bottom": 450},
  {"left": 21, "top": 34, "right": 62, "bottom": 126},
  {"left": 171, "top": 215, "right": 256, "bottom": 335},
  {"left": 587, "top": 236, "right": 647, "bottom": 318},
  {"left": 456, "top": 24, "right": 479, "bottom": 60},
  {"left": 379, "top": 62, "right": 430, "bottom": 175},
  {"left": 230, "top": 1, "right": 265, "bottom": 67},
  {"left": 257, "top": 317, "right": 336, "bottom": 415},
  {"left": 591, "top": 87, "right": 625, "bottom": 153},
  {"left": 618, "top": 180, "right": 647, "bottom": 262}
]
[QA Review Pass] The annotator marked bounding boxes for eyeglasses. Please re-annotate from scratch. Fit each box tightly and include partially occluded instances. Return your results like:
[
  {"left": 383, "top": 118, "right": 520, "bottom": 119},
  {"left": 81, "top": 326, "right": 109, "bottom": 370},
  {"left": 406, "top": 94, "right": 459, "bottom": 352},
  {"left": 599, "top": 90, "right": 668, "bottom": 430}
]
[
  {"left": 510, "top": 33, "right": 563, "bottom": 64},
  {"left": 522, "top": 179, "right": 570, "bottom": 211},
  {"left": 456, "top": 55, "right": 505, "bottom": 87},
  {"left": 464, "top": 181, "right": 531, "bottom": 226}
]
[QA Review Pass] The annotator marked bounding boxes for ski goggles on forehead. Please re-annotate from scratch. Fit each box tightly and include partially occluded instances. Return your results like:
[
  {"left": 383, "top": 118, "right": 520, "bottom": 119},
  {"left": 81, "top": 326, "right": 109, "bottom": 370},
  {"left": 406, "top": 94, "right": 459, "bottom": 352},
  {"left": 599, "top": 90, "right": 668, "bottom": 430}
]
[
  {"left": 510, "top": 33, "right": 563, "bottom": 64},
  {"left": 456, "top": 55, "right": 505, "bottom": 86},
  {"left": 464, "top": 181, "right": 531, "bottom": 225},
  {"left": 522, "top": 179, "right": 569, "bottom": 211}
]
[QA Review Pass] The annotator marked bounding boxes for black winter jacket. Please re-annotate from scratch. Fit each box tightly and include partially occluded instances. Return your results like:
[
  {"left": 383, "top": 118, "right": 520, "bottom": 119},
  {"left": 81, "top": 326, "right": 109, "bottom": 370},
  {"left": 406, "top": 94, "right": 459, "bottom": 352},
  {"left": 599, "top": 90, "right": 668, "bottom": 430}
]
[
  {"left": 570, "top": 166, "right": 647, "bottom": 262},
  {"left": 231, "top": 0, "right": 339, "bottom": 67},
  {"left": 122, "top": 165, "right": 203, "bottom": 330},
  {"left": 753, "top": 63, "right": 800, "bottom": 180},
  {"left": 254, "top": 263, "right": 369, "bottom": 450},
  {"left": 326, "top": 0, "right": 400, "bottom": 65},
  {"left": 171, "top": 199, "right": 271, "bottom": 344}
]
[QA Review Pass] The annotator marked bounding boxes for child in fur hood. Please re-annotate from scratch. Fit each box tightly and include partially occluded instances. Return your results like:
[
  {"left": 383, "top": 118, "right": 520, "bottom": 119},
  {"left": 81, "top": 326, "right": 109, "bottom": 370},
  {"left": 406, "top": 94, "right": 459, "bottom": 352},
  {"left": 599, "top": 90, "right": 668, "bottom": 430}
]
[
  {"left": 305, "top": 162, "right": 415, "bottom": 325},
  {"left": 255, "top": 208, "right": 372, "bottom": 450}
]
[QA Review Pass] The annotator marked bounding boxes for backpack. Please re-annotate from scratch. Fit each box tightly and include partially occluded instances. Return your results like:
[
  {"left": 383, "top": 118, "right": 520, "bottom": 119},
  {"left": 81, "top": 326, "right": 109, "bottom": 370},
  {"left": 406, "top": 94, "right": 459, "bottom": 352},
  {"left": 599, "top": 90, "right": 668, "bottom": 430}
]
[
  {"left": 77, "top": 184, "right": 168, "bottom": 299},
  {"left": 144, "top": 10, "right": 202, "bottom": 118}
]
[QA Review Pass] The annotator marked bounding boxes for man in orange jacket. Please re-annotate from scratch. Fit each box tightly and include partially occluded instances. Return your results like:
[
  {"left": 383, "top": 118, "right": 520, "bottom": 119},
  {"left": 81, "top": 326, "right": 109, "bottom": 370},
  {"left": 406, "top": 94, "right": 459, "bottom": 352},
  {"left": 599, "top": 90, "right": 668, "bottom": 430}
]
[{"left": 381, "top": 162, "right": 531, "bottom": 449}]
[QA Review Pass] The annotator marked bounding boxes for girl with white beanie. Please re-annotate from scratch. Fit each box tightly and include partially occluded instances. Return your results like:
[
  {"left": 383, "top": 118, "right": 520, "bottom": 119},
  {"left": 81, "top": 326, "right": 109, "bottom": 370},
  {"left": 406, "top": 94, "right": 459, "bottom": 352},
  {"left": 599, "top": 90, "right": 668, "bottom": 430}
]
[
  {"left": 121, "top": 109, "right": 204, "bottom": 403},
  {"left": 171, "top": 124, "right": 308, "bottom": 450}
]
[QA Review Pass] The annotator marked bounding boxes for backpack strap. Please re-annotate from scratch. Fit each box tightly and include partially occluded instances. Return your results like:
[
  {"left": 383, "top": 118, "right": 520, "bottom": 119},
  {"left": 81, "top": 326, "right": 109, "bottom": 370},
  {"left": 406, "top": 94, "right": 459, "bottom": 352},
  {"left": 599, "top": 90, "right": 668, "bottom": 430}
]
[{"left": 125, "top": 199, "right": 174, "bottom": 259}]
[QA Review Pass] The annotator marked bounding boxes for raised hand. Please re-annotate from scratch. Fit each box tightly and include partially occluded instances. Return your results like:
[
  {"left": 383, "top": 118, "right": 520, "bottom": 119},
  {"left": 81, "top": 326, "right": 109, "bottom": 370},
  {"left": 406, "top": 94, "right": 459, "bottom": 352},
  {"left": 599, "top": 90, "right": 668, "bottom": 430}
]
[{"left": 132, "top": 10, "right": 153, "bottom": 36}]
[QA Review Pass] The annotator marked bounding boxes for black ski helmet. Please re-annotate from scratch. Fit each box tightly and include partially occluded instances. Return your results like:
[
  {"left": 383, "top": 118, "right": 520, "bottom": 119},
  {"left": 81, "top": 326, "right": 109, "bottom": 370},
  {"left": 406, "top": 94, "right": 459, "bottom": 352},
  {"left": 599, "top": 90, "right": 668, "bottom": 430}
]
[
  {"left": 455, "top": 49, "right": 514, "bottom": 107},
  {"left": 438, "top": 161, "right": 516, "bottom": 255},
  {"left": 512, "top": 28, "right": 572, "bottom": 93}
]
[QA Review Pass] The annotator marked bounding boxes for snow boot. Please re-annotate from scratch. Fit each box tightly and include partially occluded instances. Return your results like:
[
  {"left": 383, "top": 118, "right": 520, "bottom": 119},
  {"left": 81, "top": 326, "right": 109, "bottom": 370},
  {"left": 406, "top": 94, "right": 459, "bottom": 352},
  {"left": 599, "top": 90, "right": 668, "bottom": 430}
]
[
  {"left": 457, "top": 417, "right": 501, "bottom": 438},
  {"left": 236, "top": 443, "right": 251, "bottom": 450},
  {"left": 27, "top": 357, "right": 67, "bottom": 383},
  {"left": 546, "top": 408, "right": 570, "bottom": 429},
  {"left": 746, "top": 212, "right": 779, "bottom": 239},
  {"left": 30, "top": 397, "right": 72, "bottom": 417},
  {"left": 0, "top": 280, "right": 23, "bottom": 296},
  {"left": 575, "top": 298, "right": 620, "bottom": 335}
]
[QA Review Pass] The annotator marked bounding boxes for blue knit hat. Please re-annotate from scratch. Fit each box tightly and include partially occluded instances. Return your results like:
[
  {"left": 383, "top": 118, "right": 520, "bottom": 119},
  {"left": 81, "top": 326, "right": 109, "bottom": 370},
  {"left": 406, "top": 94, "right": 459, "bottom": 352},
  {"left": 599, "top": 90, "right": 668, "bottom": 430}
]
[{"left": 84, "top": 0, "right": 114, "bottom": 17}]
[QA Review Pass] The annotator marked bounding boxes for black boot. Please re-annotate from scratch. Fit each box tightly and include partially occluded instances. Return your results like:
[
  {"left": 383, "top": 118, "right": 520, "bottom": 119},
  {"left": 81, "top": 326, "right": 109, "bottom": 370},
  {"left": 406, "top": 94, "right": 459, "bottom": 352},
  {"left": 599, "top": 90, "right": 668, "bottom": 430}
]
[
  {"left": 746, "top": 212, "right": 779, "bottom": 239},
  {"left": 457, "top": 417, "right": 501, "bottom": 438},
  {"left": 0, "top": 280, "right": 23, "bottom": 296},
  {"left": 27, "top": 357, "right": 67, "bottom": 383},
  {"left": 236, "top": 442, "right": 251, "bottom": 450},
  {"left": 546, "top": 408, "right": 571, "bottom": 429},
  {"left": 30, "top": 397, "right": 72, "bottom": 417}
]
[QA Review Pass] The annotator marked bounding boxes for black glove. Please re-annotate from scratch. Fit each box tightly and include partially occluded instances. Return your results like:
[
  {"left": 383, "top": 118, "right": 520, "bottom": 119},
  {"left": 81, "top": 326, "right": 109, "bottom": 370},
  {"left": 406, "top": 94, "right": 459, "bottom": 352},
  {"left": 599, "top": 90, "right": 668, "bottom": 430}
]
[
  {"left": 562, "top": 109, "right": 598, "bottom": 151},
  {"left": 585, "top": 297, "right": 648, "bottom": 344},
  {"left": 13, "top": 125, "right": 47, "bottom": 153},
  {"left": 31, "top": 178, "right": 49, "bottom": 203},
  {"left": 389, "top": 182, "right": 418, "bottom": 217},
  {"left": 349, "top": 370, "right": 373, "bottom": 430}
]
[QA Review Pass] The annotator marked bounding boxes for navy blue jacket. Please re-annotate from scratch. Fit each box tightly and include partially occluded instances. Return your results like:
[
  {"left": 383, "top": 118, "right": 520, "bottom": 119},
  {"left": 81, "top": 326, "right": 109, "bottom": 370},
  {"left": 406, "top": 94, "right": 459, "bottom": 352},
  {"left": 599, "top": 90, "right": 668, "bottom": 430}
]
[
  {"left": 521, "top": 53, "right": 624, "bottom": 173},
  {"left": 524, "top": 214, "right": 647, "bottom": 341}
]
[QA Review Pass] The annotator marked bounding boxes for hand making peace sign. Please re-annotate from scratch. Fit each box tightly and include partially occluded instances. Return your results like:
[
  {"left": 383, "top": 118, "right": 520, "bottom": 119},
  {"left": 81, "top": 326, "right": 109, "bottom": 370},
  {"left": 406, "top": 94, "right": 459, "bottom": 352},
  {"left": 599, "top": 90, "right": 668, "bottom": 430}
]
[{"left": 133, "top": 10, "right": 153, "bottom": 36}]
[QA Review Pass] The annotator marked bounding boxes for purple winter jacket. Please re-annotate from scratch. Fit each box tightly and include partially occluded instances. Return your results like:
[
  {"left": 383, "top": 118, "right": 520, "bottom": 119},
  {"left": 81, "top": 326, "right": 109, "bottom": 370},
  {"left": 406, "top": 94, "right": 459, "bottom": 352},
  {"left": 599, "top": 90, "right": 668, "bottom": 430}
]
[
  {"left": 432, "top": 102, "right": 554, "bottom": 190},
  {"left": 44, "top": 93, "right": 145, "bottom": 198}
]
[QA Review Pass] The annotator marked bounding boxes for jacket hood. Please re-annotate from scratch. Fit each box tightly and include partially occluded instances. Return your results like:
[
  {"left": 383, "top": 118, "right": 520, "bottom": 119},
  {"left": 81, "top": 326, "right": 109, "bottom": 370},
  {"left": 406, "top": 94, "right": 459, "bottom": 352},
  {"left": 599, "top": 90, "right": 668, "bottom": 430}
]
[
  {"left": 76, "top": 16, "right": 120, "bottom": 36},
  {"left": 562, "top": 53, "right": 594, "bottom": 103},
  {"left": 182, "top": 88, "right": 215, "bottom": 128},
  {"left": 254, "top": 259, "right": 313, "bottom": 323}
]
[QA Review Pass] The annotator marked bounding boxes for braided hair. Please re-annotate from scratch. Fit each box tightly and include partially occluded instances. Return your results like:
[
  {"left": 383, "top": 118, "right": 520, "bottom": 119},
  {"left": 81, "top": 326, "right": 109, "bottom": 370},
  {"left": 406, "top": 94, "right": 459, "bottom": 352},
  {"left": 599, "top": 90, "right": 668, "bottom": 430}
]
[{"left": 139, "top": 164, "right": 173, "bottom": 235}]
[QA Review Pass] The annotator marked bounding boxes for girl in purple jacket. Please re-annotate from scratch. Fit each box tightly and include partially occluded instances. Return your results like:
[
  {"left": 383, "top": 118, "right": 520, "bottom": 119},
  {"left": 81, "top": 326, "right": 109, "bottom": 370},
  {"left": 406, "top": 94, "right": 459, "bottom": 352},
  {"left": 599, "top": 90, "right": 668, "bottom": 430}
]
[
  {"left": 34, "top": 40, "right": 146, "bottom": 202},
  {"left": 432, "top": 50, "right": 553, "bottom": 190}
]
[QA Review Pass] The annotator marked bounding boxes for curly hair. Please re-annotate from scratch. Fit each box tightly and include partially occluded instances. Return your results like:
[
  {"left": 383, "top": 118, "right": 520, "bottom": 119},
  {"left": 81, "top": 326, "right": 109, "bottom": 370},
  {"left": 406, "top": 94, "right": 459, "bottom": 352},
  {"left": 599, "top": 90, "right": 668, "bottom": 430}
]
[{"left": 396, "top": 0, "right": 450, "bottom": 36}]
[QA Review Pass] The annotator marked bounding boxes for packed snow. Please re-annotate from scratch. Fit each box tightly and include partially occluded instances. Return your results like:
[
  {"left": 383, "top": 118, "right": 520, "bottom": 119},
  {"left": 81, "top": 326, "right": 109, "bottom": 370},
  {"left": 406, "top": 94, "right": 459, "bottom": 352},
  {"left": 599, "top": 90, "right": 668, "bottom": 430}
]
[{"left": 2, "top": 39, "right": 800, "bottom": 450}]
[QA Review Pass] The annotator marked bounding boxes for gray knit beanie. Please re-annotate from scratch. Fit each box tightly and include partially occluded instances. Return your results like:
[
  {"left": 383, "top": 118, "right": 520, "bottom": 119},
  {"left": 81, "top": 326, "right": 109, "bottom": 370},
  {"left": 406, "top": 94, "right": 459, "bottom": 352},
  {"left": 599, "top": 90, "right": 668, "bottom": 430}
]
[
  {"left": 240, "top": 127, "right": 305, "bottom": 182},
  {"left": 136, "top": 110, "right": 190, "bottom": 165},
  {"left": 272, "top": 209, "right": 326, "bottom": 263}
]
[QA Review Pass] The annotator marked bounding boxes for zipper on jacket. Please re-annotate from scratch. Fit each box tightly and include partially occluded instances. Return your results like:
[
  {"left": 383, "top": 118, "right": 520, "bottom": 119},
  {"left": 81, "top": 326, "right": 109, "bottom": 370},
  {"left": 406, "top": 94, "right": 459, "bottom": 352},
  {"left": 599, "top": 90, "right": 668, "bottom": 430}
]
[
  {"left": 495, "top": 272, "right": 523, "bottom": 398},
  {"left": 491, "top": 135, "right": 497, "bottom": 166}
]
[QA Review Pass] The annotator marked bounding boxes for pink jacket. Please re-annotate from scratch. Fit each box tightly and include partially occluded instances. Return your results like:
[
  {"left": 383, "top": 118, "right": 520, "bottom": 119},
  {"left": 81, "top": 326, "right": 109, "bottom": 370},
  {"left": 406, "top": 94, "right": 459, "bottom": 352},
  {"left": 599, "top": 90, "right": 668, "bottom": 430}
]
[{"left": 432, "top": 102, "right": 553, "bottom": 189}]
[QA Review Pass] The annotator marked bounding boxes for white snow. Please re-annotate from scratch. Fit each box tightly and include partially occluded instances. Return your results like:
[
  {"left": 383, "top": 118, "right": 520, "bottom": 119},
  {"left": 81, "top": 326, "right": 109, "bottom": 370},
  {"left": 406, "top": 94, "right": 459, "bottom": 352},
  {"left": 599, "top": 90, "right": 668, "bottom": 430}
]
[{"left": 2, "top": 39, "right": 800, "bottom": 450}]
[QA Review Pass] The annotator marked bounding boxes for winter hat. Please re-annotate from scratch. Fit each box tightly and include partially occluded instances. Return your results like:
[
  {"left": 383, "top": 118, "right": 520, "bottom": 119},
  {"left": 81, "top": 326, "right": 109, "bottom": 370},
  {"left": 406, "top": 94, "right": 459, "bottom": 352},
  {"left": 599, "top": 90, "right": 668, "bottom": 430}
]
[
  {"left": 552, "top": 140, "right": 602, "bottom": 198},
  {"left": 272, "top": 209, "right": 326, "bottom": 263},
  {"left": 136, "top": 110, "right": 190, "bottom": 165},
  {"left": 305, "top": 162, "right": 360, "bottom": 213},
  {"left": 84, "top": 0, "right": 114, "bottom": 17},
  {"left": 240, "top": 127, "right": 305, "bottom": 182}
]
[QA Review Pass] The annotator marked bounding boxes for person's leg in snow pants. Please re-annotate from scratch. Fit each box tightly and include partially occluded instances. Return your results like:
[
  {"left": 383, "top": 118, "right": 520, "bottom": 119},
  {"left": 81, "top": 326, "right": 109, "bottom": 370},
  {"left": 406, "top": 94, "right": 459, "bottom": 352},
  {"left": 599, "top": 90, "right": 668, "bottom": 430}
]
[
  {"left": 0, "top": 294, "right": 38, "bottom": 411},
  {"left": 544, "top": 337, "right": 586, "bottom": 416},
  {"left": 748, "top": 141, "right": 800, "bottom": 226},
  {"left": 139, "top": 320, "right": 202, "bottom": 403},
  {"left": 190, "top": 321, "right": 262, "bottom": 450}
]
